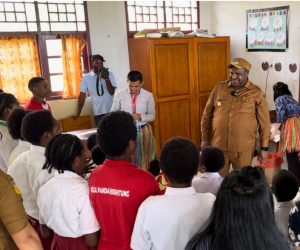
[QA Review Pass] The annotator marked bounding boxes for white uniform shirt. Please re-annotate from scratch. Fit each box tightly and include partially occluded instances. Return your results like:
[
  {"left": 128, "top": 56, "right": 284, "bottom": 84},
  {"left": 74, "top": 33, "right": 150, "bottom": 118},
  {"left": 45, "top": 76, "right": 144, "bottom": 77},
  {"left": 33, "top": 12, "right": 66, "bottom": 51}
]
[
  {"left": 80, "top": 70, "right": 117, "bottom": 116},
  {"left": 9, "top": 139, "right": 31, "bottom": 165},
  {"left": 37, "top": 171, "right": 100, "bottom": 237},
  {"left": 131, "top": 186, "right": 215, "bottom": 250},
  {"left": 7, "top": 145, "right": 54, "bottom": 219},
  {"left": 275, "top": 200, "right": 294, "bottom": 238},
  {"left": 192, "top": 172, "right": 223, "bottom": 195},
  {"left": 0, "top": 121, "right": 18, "bottom": 172},
  {"left": 110, "top": 87, "right": 155, "bottom": 127}
]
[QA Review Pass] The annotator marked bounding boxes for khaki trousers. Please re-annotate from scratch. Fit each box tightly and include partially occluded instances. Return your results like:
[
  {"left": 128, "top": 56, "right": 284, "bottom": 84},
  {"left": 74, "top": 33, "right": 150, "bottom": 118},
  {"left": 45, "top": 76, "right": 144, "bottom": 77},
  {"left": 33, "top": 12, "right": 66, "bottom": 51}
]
[{"left": 219, "top": 151, "right": 254, "bottom": 177}]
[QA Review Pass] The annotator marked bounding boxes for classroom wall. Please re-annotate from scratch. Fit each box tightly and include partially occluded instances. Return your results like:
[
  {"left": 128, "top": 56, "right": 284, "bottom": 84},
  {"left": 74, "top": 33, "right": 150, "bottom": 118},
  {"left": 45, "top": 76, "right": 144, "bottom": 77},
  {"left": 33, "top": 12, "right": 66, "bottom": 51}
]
[{"left": 211, "top": 1, "right": 300, "bottom": 109}]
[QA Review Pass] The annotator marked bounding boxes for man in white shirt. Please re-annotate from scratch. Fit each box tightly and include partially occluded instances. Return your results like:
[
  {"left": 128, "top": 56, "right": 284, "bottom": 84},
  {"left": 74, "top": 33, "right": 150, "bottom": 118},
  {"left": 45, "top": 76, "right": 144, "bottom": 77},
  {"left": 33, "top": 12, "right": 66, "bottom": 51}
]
[
  {"left": 192, "top": 146, "right": 224, "bottom": 195},
  {"left": 131, "top": 137, "right": 215, "bottom": 250},
  {"left": 111, "top": 71, "right": 155, "bottom": 170}
]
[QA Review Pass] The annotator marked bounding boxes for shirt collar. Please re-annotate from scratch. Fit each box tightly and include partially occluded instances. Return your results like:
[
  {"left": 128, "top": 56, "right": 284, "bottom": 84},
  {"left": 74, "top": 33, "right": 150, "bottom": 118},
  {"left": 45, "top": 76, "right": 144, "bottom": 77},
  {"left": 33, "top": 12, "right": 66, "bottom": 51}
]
[
  {"left": 200, "top": 172, "right": 222, "bottom": 178},
  {"left": 55, "top": 170, "right": 83, "bottom": 180},
  {"left": 164, "top": 186, "right": 196, "bottom": 196},
  {"left": 276, "top": 200, "right": 294, "bottom": 208},
  {"left": 103, "top": 159, "right": 136, "bottom": 168},
  {"left": 30, "top": 144, "right": 45, "bottom": 153}
]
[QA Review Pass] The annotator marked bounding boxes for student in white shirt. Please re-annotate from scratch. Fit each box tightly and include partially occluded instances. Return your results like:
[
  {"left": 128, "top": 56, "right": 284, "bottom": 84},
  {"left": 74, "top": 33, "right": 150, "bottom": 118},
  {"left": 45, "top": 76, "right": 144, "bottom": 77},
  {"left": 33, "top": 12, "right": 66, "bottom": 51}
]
[
  {"left": 37, "top": 134, "right": 99, "bottom": 249},
  {"left": 8, "top": 110, "right": 61, "bottom": 250},
  {"left": 7, "top": 108, "right": 31, "bottom": 164},
  {"left": 131, "top": 137, "right": 215, "bottom": 250},
  {"left": 192, "top": 146, "right": 224, "bottom": 195},
  {"left": 0, "top": 92, "right": 19, "bottom": 172},
  {"left": 272, "top": 169, "right": 299, "bottom": 238},
  {"left": 111, "top": 71, "right": 155, "bottom": 170}
]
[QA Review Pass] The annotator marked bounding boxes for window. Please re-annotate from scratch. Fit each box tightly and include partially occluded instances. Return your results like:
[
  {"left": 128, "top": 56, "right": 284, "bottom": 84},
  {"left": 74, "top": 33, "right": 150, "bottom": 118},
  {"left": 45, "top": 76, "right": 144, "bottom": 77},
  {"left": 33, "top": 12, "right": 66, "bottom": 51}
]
[
  {"left": 126, "top": 1, "right": 199, "bottom": 36},
  {"left": 0, "top": 0, "right": 90, "bottom": 99}
]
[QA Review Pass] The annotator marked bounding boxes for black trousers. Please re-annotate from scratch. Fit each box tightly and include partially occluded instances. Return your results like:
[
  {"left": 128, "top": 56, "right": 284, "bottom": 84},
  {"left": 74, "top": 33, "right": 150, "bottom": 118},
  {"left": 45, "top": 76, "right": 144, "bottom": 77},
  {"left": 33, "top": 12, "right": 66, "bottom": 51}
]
[
  {"left": 286, "top": 151, "right": 300, "bottom": 185},
  {"left": 94, "top": 114, "right": 107, "bottom": 127}
]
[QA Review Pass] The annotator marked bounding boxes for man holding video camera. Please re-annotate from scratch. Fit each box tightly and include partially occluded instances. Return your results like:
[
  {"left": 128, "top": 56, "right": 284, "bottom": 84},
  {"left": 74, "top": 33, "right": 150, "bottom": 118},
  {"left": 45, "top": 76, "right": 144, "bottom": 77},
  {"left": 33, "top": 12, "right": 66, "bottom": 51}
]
[{"left": 75, "top": 54, "right": 117, "bottom": 125}]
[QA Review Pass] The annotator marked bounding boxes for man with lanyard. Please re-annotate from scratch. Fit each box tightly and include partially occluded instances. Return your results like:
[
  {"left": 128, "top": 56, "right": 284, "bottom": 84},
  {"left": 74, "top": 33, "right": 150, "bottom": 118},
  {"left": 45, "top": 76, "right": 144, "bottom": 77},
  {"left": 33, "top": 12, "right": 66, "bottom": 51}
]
[
  {"left": 201, "top": 58, "right": 271, "bottom": 176},
  {"left": 75, "top": 54, "right": 117, "bottom": 125}
]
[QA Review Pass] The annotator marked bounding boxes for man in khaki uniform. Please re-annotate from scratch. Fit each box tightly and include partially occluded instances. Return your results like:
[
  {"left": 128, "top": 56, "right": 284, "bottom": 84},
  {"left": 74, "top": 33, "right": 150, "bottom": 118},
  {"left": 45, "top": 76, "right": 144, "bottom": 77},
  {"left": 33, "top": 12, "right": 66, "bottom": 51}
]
[
  {"left": 201, "top": 58, "right": 271, "bottom": 176},
  {"left": 0, "top": 169, "right": 42, "bottom": 250}
]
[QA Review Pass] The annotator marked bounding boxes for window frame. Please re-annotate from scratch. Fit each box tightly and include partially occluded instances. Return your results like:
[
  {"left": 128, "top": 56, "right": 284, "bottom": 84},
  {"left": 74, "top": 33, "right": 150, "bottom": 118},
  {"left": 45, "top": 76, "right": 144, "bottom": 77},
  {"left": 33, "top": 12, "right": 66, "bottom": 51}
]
[
  {"left": 0, "top": 1, "right": 91, "bottom": 100},
  {"left": 125, "top": 1, "right": 200, "bottom": 38}
]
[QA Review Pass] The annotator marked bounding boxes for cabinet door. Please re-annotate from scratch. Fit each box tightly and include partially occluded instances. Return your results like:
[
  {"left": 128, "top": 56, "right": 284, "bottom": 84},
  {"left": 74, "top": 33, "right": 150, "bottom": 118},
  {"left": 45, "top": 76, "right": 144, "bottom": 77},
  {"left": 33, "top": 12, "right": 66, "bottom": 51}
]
[
  {"left": 193, "top": 37, "right": 230, "bottom": 142},
  {"left": 149, "top": 38, "right": 196, "bottom": 152}
]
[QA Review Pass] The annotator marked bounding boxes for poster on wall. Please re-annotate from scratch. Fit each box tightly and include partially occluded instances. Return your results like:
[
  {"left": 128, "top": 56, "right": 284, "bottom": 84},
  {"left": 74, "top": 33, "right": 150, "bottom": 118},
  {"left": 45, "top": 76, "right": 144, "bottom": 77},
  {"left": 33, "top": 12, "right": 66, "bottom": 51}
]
[{"left": 246, "top": 6, "right": 289, "bottom": 51}]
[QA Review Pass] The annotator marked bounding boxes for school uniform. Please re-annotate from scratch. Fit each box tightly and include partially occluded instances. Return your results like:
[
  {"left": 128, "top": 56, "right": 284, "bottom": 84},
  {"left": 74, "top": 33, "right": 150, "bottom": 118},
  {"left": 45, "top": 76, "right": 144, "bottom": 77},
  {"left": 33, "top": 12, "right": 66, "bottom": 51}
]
[
  {"left": 131, "top": 187, "right": 215, "bottom": 250},
  {"left": 0, "top": 120, "right": 18, "bottom": 172},
  {"left": 24, "top": 97, "right": 51, "bottom": 111},
  {"left": 7, "top": 144, "right": 54, "bottom": 250},
  {"left": 275, "top": 200, "right": 294, "bottom": 238},
  {"left": 38, "top": 171, "right": 99, "bottom": 250},
  {"left": 89, "top": 159, "right": 160, "bottom": 250},
  {"left": 8, "top": 139, "right": 31, "bottom": 165},
  {"left": 192, "top": 172, "right": 223, "bottom": 195}
]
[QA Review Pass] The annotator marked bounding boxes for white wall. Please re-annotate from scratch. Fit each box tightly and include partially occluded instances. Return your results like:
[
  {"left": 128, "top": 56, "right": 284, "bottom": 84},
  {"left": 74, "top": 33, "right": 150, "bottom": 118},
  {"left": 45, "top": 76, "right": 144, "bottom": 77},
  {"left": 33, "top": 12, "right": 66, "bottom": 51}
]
[{"left": 211, "top": 1, "right": 300, "bottom": 109}]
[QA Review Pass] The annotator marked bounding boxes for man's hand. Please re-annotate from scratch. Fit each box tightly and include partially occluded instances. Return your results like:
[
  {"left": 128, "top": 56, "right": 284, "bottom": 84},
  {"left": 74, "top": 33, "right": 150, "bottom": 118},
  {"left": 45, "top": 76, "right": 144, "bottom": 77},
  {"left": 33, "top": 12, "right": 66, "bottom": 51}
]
[
  {"left": 258, "top": 150, "right": 268, "bottom": 162},
  {"left": 201, "top": 141, "right": 209, "bottom": 150},
  {"left": 132, "top": 113, "right": 141, "bottom": 121}
]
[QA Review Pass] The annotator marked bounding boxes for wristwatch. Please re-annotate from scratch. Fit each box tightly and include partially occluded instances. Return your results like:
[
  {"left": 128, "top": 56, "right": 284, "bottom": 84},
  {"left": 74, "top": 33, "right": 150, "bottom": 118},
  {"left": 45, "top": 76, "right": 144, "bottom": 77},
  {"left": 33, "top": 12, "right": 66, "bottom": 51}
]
[{"left": 261, "top": 147, "right": 268, "bottom": 151}]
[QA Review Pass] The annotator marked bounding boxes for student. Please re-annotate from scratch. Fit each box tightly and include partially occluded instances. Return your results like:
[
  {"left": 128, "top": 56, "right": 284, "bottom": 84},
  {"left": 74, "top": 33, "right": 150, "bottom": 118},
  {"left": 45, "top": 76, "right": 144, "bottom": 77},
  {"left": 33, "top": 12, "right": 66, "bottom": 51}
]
[
  {"left": 111, "top": 71, "right": 156, "bottom": 170},
  {"left": 0, "top": 92, "right": 19, "bottom": 172},
  {"left": 24, "top": 77, "right": 52, "bottom": 111},
  {"left": 7, "top": 108, "right": 31, "bottom": 164},
  {"left": 87, "top": 133, "right": 106, "bottom": 165},
  {"left": 131, "top": 137, "right": 215, "bottom": 250},
  {"left": 186, "top": 166, "right": 290, "bottom": 250},
  {"left": 89, "top": 111, "right": 160, "bottom": 250},
  {"left": 272, "top": 169, "right": 299, "bottom": 238},
  {"left": 0, "top": 169, "right": 43, "bottom": 250},
  {"left": 192, "top": 146, "right": 224, "bottom": 195},
  {"left": 37, "top": 134, "right": 99, "bottom": 250},
  {"left": 8, "top": 110, "right": 61, "bottom": 250}
]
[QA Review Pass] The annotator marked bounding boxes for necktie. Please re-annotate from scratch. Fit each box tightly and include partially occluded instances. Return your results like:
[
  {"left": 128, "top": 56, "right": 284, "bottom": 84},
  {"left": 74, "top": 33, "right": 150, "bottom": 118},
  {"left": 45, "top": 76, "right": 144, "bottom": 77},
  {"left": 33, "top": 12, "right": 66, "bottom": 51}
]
[{"left": 96, "top": 74, "right": 104, "bottom": 96}]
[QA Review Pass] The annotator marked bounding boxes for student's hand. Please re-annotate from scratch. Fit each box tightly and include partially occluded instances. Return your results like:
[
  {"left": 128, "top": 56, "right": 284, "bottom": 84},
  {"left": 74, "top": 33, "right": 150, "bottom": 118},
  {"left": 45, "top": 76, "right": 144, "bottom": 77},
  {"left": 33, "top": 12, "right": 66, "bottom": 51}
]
[
  {"left": 132, "top": 113, "right": 141, "bottom": 121},
  {"left": 258, "top": 150, "right": 268, "bottom": 162}
]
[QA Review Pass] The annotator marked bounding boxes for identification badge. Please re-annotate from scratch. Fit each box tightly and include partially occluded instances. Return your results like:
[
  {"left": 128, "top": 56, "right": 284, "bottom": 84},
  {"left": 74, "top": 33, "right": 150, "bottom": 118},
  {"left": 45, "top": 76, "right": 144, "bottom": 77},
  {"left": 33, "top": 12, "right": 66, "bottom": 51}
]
[{"left": 217, "top": 101, "right": 222, "bottom": 107}]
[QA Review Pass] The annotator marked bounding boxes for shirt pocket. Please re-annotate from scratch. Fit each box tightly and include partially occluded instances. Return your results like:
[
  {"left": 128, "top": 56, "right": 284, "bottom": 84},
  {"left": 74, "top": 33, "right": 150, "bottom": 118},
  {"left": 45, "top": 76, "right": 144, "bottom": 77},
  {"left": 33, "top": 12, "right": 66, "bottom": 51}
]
[{"left": 237, "top": 97, "right": 256, "bottom": 114}]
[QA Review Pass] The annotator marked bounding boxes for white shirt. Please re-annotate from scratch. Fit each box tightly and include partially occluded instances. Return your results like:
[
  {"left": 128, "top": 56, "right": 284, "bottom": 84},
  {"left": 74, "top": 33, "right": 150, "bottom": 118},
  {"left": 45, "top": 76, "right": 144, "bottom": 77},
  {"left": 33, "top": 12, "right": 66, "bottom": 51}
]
[
  {"left": 9, "top": 139, "right": 31, "bottom": 165},
  {"left": 7, "top": 145, "right": 54, "bottom": 219},
  {"left": 275, "top": 200, "right": 294, "bottom": 238},
  {"left": 0, "top": 121, "right": 18, "bottom": 172},
  {"left": 131, "top": 186, "right": 215, "bottom": 250},
  {"left": 80, "top": 70, "right": 117, "bottom": 116},
  {"left": 37, "top": 171, "right": 99, "bottom": 237},
  {"left": 192, "top": 172, "right": 223, "bottom": 195},
  {"left": 111, "top": 87, "right": 155, "bottom": 127}
]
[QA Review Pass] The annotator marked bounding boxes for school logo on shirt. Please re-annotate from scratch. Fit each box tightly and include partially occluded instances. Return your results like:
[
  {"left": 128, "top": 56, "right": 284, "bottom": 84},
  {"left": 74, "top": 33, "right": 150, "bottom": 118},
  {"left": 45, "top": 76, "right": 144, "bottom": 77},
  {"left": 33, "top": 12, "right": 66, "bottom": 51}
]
[{"left": 90, "top": 187, "right": 130, "bottom": 197}]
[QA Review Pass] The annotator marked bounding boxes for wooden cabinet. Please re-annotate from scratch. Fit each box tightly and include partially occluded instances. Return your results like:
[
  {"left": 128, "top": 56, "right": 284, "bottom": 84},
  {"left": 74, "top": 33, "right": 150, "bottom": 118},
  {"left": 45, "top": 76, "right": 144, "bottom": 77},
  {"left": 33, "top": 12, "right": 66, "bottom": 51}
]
[{"left": 128, "top": 36, "right": 230, "bottom": 153}]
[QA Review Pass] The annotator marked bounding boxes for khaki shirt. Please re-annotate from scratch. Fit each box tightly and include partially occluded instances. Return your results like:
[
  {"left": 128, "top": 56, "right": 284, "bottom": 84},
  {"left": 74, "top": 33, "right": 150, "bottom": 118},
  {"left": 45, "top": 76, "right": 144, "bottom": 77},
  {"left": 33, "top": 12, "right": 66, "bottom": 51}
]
[
  {"left": 201, "top": 80, "right": 271, "bottom": 152},
  {"left": 0, "top": 170, "right": 28, "bottom": 250}
]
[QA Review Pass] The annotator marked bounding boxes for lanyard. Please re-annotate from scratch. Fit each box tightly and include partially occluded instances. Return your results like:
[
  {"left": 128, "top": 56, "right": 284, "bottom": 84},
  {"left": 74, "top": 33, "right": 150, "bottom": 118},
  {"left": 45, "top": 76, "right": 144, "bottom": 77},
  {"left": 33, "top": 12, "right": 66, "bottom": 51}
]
[{"left": 131, "top": 93, "right": 139, "bottom": 113}]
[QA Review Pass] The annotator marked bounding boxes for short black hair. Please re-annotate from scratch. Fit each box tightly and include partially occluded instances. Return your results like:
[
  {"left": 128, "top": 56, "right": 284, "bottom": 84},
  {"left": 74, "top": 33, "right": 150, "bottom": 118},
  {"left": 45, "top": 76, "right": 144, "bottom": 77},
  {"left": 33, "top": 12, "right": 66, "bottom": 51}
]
[
  {"left": 273, "top": 82, "right": 292, "bottom": 101},
  {"left": 200, "top": 146, "right": 225, "bottom": 172},
  {"left": 43, "top": 134, "right": 83, "bottom": 174},
  {"left": 148, "top": 159, "right": 160, "bottom": 177},
  {"left": 160, "top": 137, "right": 199, "bottom": 184},
  {"left": 91, "top": 145, "right": 106, "bottom": 165},
  {"left": 87, "top": 133, "right": 97, "bottom": 151},
  {"left": 91, "top": 54, "right": 105, "bottom": 62},
  {"left": 127, "top": 71, "right": 143, "bottom": 82},
  {"left": 0, "top": 92, "right": 18, "bottom": 118},
  {"left": 272, "top": 169, "right": 299, "bottom": 202},
  {"left": 21, "top": 110, "right": 56, "bottom": 145},
  {"left": 28, "top": 77, "right": 46, "bottom": 91},
  {"left": 7, "top": 108, "right": 30, "bottom": 140},
  {"left": 97, "top": 111, "right": 137, "bottom": 157}
]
